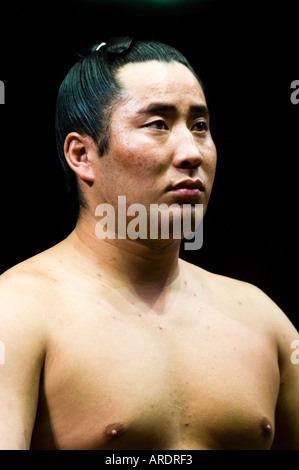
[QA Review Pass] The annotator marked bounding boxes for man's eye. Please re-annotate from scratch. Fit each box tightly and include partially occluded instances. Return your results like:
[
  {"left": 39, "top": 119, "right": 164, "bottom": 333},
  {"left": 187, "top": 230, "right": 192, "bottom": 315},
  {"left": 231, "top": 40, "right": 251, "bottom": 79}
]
[
  {"left": 192, "top": 121, "right": 209, "bottom": 132},
  {"left": 145, "top": 120, "right": 168, "bottom": 130}
]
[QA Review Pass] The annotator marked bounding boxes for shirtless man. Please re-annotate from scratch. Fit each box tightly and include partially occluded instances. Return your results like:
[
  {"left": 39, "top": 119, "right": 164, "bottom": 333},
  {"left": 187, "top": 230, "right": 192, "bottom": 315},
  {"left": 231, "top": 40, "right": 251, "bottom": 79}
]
[{"left": 1, "top": 37, "right": 299, "bottom": 450}]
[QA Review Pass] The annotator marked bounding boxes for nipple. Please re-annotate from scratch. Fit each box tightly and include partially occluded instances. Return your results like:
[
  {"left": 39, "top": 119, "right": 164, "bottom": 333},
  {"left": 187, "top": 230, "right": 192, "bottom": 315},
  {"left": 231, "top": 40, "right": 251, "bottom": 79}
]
[
  {"left": 261, "top": 417, "right": 272, "bottom": 437},
  {"left": 104, "top": 422, "right": 124, "bottom": 440}
]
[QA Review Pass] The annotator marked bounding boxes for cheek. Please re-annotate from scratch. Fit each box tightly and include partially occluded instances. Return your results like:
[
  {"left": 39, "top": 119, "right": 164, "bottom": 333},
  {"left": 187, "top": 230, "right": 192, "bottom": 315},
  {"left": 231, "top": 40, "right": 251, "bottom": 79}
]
[
  {"left": 204, "top": 140, "right": 217, "bottom": 172},
  {"left": 96, "top": 138, "right": 167, "bottom": 206},
  {"left": 111, "top": 132, "right": 168, "bottom": 179},
  {"left": 202, "top": 141, "right": 217, "bottom": 191}
]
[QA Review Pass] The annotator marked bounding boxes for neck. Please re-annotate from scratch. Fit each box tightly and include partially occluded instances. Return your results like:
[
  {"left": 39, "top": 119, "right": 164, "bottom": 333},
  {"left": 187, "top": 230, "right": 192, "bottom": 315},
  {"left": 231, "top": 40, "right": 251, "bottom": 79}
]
[{"left": 68, "top": 210, "right": 182, "bottom": 298}]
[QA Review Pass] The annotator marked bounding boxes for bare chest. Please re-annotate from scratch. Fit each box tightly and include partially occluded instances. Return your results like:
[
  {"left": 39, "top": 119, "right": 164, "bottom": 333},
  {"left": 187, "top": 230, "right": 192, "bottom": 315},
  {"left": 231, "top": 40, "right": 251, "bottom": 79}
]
[{"left": 31, "top": 299, "right": 280, "bottom": 450}]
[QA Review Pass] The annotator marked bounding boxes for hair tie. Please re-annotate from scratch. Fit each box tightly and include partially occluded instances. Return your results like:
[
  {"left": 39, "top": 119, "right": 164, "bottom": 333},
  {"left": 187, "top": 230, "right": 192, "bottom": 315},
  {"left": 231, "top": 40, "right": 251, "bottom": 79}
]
[{"left": 96, "top": 42, "right": 107, "bottom": 51}]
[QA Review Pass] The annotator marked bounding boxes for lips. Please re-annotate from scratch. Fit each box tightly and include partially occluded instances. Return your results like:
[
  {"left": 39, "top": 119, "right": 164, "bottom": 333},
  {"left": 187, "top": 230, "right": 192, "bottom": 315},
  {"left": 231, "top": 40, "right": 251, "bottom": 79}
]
[
  {"left": 169, "top": 179, "right": 205, "bottom": 191},
  {"left": 167, "top": 179, "right": 205, "bottom": 197}
]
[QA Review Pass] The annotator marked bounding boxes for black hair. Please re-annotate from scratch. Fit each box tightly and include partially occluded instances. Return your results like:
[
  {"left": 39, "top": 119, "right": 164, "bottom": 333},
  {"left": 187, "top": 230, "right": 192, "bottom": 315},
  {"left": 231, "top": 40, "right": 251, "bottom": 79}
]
[{"left": 55, "top": 37, "right": 203, "bottom": 212}]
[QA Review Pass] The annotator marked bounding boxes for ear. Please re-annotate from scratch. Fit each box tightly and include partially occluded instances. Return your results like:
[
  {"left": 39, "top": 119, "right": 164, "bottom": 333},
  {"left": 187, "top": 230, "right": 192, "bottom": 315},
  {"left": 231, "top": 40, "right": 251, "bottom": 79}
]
[{"left": 64, "top": 132, "right": 95, "bottom": 182}]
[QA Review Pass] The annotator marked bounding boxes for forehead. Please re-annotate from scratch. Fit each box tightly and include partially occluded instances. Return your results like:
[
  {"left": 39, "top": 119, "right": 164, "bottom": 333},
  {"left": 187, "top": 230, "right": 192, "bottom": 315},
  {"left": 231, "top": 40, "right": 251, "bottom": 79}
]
[{"left": 116, "top": 61, "right": 207, "bottom": 110}]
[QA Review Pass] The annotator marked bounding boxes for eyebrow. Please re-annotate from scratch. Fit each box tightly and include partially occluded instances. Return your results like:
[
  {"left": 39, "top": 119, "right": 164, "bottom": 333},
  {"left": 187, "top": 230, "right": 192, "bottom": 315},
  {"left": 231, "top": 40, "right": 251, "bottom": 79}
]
[{"left": 137, "top": 102, "right": 209, "bottom": 118}]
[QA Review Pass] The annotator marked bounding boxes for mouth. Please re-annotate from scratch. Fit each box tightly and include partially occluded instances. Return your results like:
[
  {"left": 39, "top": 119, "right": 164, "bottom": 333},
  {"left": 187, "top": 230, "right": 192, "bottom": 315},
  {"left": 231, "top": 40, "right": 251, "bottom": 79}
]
[{"left": 167, "top": 179, "right": 205, "bottom": 198}]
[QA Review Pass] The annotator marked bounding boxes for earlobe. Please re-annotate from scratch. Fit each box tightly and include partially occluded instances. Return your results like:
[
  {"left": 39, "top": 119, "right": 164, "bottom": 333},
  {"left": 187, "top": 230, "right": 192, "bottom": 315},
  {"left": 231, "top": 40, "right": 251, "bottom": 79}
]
[{"left": 64, "top": 132, "right": 95, "bottom": 182}]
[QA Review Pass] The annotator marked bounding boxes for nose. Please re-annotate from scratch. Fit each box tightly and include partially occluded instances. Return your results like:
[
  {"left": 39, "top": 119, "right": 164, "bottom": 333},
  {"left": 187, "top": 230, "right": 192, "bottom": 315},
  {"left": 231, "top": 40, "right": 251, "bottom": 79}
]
[{"left": 171, "top": 127, "right": 203, "bottom": 170}]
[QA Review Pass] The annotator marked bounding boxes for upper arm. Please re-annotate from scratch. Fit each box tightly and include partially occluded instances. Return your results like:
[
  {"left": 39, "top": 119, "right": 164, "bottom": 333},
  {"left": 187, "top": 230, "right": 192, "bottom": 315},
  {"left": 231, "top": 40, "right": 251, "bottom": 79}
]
[
  {"left": 0, "top": 270, "right": 46, "bottom": 449},
  {"left": 271, "top": 310, "right": 299, "bottom": 449}
]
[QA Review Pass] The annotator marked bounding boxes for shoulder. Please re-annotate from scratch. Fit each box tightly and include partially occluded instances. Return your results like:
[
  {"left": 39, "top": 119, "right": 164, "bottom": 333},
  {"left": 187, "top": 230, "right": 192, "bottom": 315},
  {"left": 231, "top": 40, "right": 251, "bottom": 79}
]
[
  {"left": 0, "top": 246, "right": 65, "bottom": 333},
  {"left": 1, "top": 251, "right": 58, "bottom": 297},
  {"left": 181, "top": 257, "right": 271, "bottom": 305},
  {"left": 1, "top": 237, "right": 71, "bottom": 291},
  {"left": 209, "top": 269, "right": 298, "bottom": 339},
  {"left": 181, "top": 258, "right": 297, "bottom": 339}
]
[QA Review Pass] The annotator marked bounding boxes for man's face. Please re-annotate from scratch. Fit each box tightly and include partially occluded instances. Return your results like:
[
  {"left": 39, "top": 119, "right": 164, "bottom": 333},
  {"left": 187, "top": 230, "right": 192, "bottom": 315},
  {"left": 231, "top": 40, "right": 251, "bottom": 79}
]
[{"left": 93, "top": 60, "right": 217, "bottom": 226}]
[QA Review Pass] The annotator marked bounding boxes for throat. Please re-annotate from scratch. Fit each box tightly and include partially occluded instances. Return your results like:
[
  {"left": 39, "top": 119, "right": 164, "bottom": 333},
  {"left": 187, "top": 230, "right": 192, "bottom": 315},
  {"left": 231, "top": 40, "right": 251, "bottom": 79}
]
[{"left": 71, "top": 221, "right": 181, "bottom": 285}]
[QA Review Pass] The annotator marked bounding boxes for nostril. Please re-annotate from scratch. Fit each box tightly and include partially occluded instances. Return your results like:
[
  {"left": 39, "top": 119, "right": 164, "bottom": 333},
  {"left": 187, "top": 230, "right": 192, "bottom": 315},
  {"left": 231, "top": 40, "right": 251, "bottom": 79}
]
[
  {"left": 176, "top": 156, "right": 202, "bottom": 170},
  {"left": 180, "top": 160, "right": 197, "bottom": 169}
]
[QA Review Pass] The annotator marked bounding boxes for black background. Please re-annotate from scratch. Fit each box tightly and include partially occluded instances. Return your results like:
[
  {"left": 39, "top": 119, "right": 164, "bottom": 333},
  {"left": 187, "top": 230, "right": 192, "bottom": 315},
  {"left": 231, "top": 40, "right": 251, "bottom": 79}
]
[{"left": 0, "top": 0, "right": 298, "bottom": 329}]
